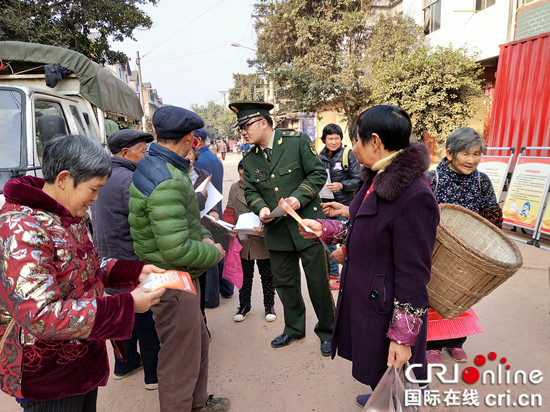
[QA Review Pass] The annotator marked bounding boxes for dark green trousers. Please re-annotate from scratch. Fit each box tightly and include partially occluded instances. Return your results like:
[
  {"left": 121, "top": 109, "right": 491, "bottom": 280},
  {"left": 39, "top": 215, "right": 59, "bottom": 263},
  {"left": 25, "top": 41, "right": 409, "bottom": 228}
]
[{"left": 269, "top": 243, "right": 335, "bottom": 341}]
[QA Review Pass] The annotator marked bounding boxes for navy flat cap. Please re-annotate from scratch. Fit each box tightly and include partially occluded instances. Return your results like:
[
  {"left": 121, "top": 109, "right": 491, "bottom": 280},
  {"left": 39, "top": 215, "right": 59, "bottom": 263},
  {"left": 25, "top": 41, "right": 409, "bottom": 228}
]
[
  {"left": 108, "top": 129, "right": 154, "bottom": 154},
  {"left": 194, "top": 128, "right": 208, "bottom": 140},
  {"left": 153, "top": 106, "right": 204, "bottom": 139}
]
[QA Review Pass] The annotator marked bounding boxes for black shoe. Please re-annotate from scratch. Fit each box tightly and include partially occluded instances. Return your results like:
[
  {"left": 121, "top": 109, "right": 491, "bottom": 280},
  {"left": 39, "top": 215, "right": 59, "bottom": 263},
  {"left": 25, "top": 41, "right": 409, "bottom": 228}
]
[
  {"left": 320, "top": 340, "right": 331, "bottom": 357},
  {"left": 271, "top": 333, "right": 304, "bottom": 348},
  {"left": 233, "top": 305, "right": 251, "bottom": 322},
  {"left": 113, "top": 360, "right": 143, "bottom": 380}
]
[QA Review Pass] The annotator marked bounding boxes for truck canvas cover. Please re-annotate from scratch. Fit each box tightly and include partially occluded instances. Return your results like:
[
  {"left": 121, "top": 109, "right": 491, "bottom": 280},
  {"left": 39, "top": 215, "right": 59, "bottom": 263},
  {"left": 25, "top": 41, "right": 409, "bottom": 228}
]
[{"left": 0, "top": 41, "right": 143, "bottom": 119}]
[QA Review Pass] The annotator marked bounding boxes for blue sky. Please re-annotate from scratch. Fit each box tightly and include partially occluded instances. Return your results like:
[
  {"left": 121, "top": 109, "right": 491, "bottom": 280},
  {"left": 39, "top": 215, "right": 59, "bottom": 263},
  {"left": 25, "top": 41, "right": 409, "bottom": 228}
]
[{"left": 115, "top": 0, "right": 258, "bottom": 109}]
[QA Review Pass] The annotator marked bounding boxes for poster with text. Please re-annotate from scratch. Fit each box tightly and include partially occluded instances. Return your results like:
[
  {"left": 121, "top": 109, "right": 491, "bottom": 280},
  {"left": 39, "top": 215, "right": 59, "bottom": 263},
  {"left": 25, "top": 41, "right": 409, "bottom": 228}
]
[
  {"left": 478, "top": 156, "right": 511, "bottom": 200},
  {"left": 502, "top": 157, "right": 550, "bottom": 229}
]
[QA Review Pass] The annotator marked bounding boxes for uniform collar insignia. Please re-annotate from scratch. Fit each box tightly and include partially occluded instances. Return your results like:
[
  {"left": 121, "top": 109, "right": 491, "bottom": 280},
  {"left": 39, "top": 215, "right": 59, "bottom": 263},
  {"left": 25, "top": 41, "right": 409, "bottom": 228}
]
[{"left": 277, "top": 137, "right": 283, "bottom": 145}]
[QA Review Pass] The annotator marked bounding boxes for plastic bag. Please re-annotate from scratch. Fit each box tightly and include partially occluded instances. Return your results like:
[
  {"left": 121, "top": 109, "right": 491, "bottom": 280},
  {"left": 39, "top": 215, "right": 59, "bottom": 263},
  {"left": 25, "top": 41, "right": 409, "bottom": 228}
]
[
  {"left": 363, "top": 364, "right": 428, "bottom": 412},
  {"left": 221, "top": 236, "right": 243, "bottom": 289}
]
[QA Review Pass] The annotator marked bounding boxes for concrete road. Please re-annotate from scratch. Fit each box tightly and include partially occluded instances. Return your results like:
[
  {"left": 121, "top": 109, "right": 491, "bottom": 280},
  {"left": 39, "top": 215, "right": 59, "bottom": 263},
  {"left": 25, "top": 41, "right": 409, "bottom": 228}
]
[{"left": 1, "top": 152, "right": 549, "bottom": 411}]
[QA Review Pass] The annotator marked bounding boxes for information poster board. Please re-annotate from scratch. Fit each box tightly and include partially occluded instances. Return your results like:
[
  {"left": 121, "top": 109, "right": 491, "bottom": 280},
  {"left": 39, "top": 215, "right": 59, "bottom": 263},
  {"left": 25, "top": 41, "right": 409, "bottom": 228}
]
[
  {"left": 502, "top": 157, "right": 550, "bottom": 230},
  {"left": 539, "top": 201, "right": 550, "bottom": 236},
  {"left": 478, "top": 155, "right": 511, "bottom": 201}
]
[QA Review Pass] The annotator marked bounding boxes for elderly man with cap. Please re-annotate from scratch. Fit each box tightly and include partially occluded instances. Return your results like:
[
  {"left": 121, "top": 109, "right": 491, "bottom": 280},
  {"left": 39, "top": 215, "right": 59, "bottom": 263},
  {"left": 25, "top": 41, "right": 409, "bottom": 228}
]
[
  {"left": 229, "top": 101, "right": 335, "bottom": 356},
  {"left": 91, "top": 129, "right": 160, "bottom": 390},
  {"left": 128, "top": 106, "right": 229, "bottom": 412}
]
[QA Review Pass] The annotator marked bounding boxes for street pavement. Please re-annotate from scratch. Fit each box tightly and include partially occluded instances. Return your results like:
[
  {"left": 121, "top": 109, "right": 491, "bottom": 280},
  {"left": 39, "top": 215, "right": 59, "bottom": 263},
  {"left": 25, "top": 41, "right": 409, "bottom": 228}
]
[{"left": 1, "top": 151, "right": 549, "bottom": 411}]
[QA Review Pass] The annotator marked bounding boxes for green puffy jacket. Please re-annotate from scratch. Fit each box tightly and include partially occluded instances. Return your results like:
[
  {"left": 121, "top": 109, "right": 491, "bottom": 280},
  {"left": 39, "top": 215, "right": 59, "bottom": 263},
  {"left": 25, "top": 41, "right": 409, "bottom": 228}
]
[{"left": 128, "top": 143, "right": 220, "bottom": 278}]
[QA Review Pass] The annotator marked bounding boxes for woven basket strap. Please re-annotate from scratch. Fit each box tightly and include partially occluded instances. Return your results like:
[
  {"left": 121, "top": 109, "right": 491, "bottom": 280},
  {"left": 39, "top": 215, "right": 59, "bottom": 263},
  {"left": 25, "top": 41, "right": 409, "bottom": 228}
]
[{"left": 0, "top": 319, "right": 16, "bottom": 353}]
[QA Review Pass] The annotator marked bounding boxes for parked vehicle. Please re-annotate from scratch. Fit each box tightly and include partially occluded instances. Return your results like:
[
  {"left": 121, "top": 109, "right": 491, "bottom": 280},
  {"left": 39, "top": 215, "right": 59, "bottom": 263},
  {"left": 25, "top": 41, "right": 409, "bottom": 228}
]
[{"left": 0, "top": 41, "right": 143, "bottom": 202}]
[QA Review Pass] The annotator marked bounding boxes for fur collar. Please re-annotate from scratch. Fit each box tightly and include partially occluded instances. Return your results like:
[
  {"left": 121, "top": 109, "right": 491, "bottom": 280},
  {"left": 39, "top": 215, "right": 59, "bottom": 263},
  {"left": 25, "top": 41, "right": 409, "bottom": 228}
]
[{"left": 363, "top": 143, "right": 430, "bottom": 202}]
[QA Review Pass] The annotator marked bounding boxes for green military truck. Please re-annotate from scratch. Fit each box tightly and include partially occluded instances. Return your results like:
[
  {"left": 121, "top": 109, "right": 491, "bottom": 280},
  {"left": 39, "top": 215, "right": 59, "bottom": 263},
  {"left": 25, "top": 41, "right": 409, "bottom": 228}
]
[{"left": 0, "top": 41, "right": 143, "bottom": 203}]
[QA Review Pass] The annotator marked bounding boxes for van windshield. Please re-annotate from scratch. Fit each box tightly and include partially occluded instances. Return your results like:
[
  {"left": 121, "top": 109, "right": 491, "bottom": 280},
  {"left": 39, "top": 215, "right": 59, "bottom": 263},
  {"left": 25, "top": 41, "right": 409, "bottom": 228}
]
[{"left": 0, "top": 89, "right": 23, "bottom": 192}]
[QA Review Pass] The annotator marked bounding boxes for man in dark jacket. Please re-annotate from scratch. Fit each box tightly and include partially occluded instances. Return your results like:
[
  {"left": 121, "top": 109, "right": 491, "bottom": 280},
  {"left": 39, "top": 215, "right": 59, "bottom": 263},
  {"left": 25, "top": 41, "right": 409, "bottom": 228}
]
[{"left": 91, "top": 129, "right": 160, "bottom": 390}]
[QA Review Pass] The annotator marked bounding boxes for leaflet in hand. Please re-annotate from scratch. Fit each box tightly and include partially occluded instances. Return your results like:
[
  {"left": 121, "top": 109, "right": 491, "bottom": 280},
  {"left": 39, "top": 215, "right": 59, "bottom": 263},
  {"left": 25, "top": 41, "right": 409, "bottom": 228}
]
[
  {"left": 234, "top": 212, "right": 263, "bottom": 236},
  {"left": 200, "top": 181, "right": 223, "bottom": 218},
  {"left": 319, "top": 169, "right": 334, "bottom": 199},
  {"left": 139, "top": 270, "right": 197, "bottom": 294},
  {"left": 278, "top": 198, "right": 314, "bottom": 233},
  {"left": 195, "top": 176, "right": 211, "bottom": 193},
  {"left": 204, "top": 214, "right": 235, "bottom": 231},
  {"left": 263, "top": 205, "right": 285, "bottom": 219},
  {"left": 277, "top": 198, "right": 331, "bottom": 253}
]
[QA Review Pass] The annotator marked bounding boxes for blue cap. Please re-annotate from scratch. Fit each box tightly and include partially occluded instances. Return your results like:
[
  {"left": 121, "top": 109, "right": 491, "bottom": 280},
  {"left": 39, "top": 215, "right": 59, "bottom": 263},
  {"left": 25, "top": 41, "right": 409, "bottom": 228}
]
[
  {"left": 153, "top": 106, "right": 204, "bottom": 139},
  {"left": 194, "top": 128, "right": 208, "bottom": 140}
]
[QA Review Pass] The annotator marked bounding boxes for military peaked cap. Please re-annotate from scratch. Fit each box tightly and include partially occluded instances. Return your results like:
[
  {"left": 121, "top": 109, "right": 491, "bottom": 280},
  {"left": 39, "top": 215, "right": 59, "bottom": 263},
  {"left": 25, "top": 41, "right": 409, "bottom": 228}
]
[{"left": 228, "top": 101, "right": 274, "bottom": 127}]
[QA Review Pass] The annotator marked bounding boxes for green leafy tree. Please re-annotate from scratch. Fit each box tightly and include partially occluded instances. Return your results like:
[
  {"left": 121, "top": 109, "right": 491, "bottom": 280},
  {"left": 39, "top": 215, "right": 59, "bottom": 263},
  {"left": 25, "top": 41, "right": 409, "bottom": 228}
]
[
  {"left": 229, "top": 73, "right": 266, "bottom": 102},
  {"left": 191, "top": 101, "right": 239, "bottom": 142},
  {"left": 372, "top": 45, "right": 483, "bottom": 153},
  {"left": 254, "top": 1, "right": 481, "bottom": 145},
  {"left": 253, "top": 1, "right": 425, "bottom": 135},
  {"left": 0, "top": 0, "right": 157, "bottom": 64}
]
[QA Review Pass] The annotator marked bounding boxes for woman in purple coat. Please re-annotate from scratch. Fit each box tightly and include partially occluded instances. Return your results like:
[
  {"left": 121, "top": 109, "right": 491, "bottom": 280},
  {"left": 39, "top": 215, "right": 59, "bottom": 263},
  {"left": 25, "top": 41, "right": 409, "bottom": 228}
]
[{"left": 300, "top": 105, "right": 439, "bottom": 407}]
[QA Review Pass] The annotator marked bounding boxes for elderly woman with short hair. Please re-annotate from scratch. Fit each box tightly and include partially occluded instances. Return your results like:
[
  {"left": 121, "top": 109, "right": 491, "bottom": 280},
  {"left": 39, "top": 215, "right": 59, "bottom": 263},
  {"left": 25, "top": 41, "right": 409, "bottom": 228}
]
[
  {"left": 0, "top": 134, "right": 165, "bottom": 411},
  {"left": 424, "top": 127, "right": 502, "bottom": 365}
]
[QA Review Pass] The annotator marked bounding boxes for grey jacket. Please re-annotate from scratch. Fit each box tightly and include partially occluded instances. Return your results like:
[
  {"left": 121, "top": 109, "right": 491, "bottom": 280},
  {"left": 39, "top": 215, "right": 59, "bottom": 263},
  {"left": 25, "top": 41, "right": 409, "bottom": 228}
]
[{"left": 91, "top": 156, "right": 138, "bottom": 260}]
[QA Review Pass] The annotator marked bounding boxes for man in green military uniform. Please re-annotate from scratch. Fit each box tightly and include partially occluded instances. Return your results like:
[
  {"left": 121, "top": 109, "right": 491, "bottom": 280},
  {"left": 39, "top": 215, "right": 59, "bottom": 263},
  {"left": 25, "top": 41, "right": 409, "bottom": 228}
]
[{"left": 228, "top": 101, "right": 334, "bottom": 356}]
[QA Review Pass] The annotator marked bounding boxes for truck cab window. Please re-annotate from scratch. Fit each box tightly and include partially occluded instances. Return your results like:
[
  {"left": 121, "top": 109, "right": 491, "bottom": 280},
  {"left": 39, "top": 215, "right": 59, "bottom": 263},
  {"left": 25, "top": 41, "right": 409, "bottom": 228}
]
[
  {"left": 34, "top": 100, "right": 67, "bottom": 159},
  {"left": 0, "top": 90, "right": 23, "bottom": 192},
  {"left": 70, "top": 105, "right": 87, "bottom": 136}
]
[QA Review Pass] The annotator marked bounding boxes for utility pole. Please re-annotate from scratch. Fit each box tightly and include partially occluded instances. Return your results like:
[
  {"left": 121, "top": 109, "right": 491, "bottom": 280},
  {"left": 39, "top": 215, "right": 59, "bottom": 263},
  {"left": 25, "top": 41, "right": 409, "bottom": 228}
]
[
  {"left": 219, "top": 90, "right": 228, "bottom": 108},
  {"left": 268, "top": 79, "right": 275, "bottom": 111},
  {"left": 136, "top": 51, "right": 147, "bottom": 132}
]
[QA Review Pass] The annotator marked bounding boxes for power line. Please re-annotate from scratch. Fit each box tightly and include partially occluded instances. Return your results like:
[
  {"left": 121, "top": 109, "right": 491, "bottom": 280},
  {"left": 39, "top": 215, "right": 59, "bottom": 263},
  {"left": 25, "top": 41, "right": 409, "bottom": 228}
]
[
  {"left": 145, "top": 41, "right": 229, "bottom": 63},
  {"left": 142, "top": 0, "right": 225, "bottom": 59},
  {"left": 147, "top": 60, "right": 237, "bottom": 77}
]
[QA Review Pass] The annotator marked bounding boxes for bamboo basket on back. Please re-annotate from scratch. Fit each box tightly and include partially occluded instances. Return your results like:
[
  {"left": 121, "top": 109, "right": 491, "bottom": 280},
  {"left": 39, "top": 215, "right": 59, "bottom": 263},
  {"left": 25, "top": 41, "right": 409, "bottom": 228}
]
[{"left": 428, "top": 204, "right": 523, "bottom": 319}]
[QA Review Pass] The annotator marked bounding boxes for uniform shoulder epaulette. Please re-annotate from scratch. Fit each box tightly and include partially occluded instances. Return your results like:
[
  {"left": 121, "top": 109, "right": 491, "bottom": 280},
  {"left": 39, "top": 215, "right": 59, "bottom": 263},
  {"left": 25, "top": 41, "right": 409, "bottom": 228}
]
[
  {"left": 280, "top": 130, "right": 301, "bottom": 137},
  {"left": 243, "top": 144, "right": 255, "bottom": 157}
]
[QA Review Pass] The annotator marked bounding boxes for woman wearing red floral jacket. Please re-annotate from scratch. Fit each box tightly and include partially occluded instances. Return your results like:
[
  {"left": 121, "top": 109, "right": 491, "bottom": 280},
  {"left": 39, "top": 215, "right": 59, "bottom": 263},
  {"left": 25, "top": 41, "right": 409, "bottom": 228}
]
[{"left": 0, "top": 135, "right": 164, "bottom": 411}]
